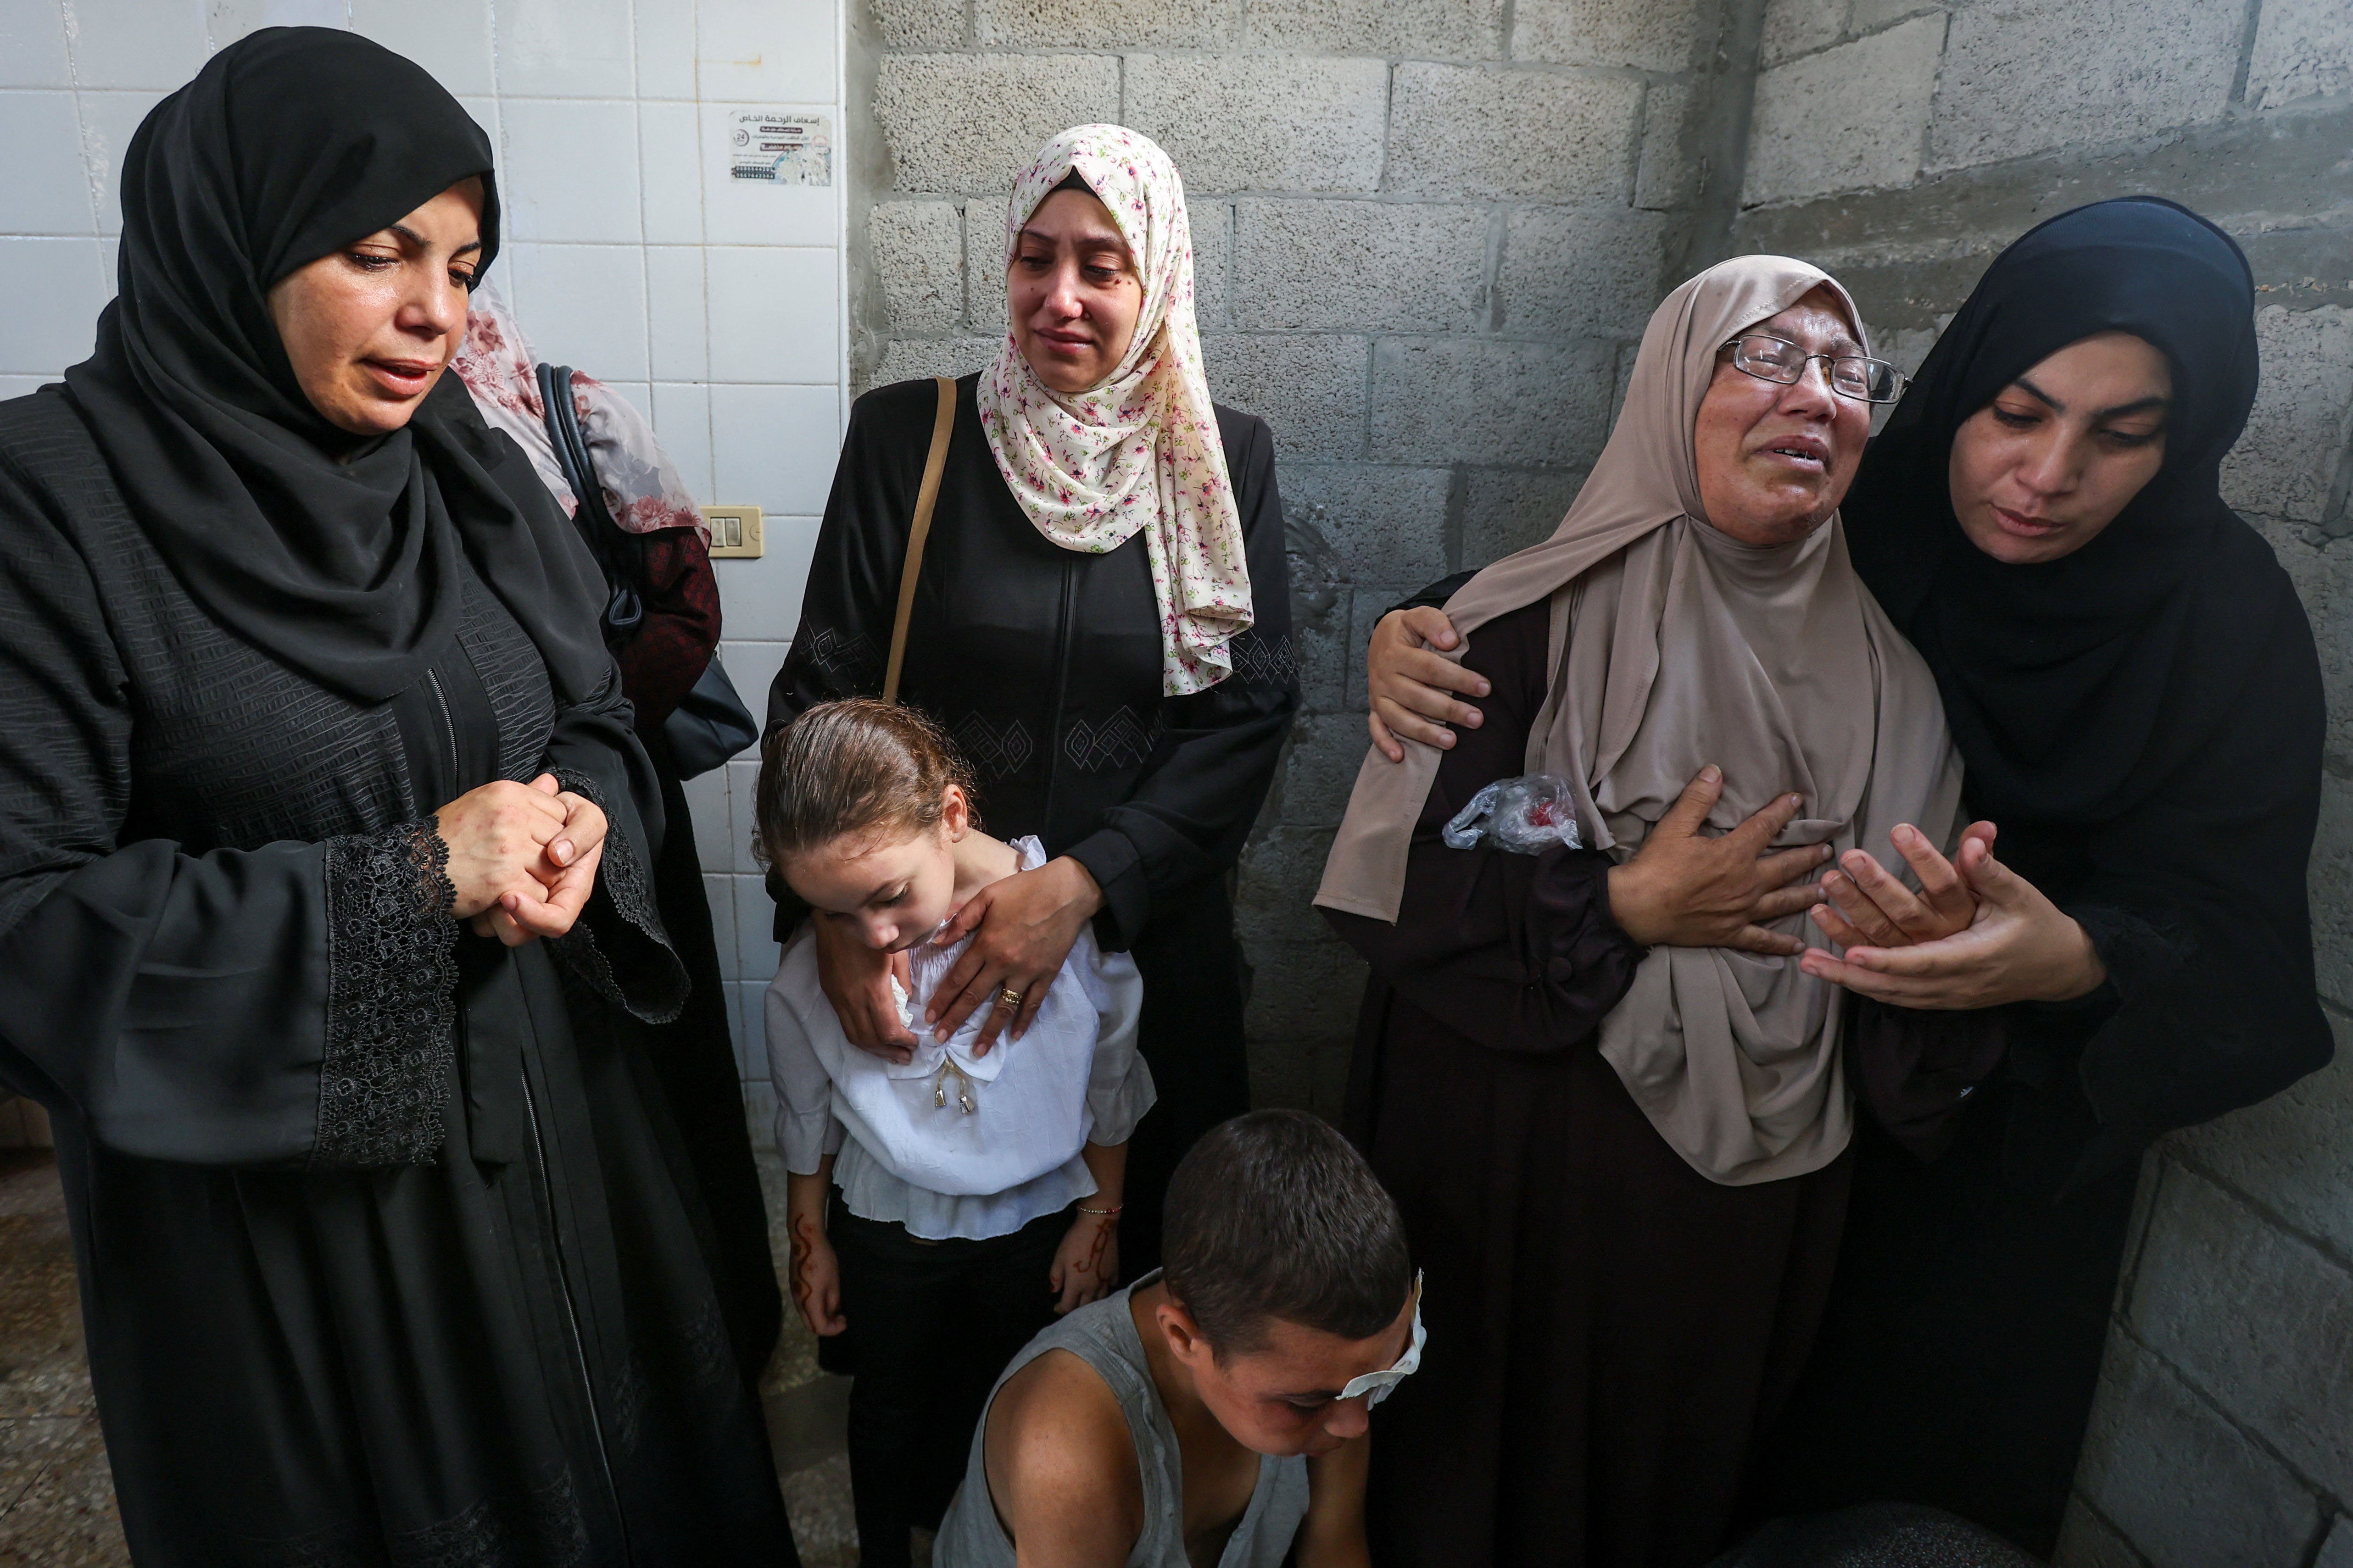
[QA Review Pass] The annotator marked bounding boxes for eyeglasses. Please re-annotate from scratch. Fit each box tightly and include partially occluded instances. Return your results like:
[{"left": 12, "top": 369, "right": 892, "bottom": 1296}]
[{"left": 1722, "top": 335, "right": 1908, "bottom": 404}]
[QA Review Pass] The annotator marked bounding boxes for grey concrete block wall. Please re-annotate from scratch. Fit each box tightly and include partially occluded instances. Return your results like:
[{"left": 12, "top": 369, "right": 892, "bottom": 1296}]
[
  {"left": 848, "top": 0, "right": 1742, "bottom": 1117},
  {"left": 1730, "top": 0, "right": 2353, "bottom": 1558}
]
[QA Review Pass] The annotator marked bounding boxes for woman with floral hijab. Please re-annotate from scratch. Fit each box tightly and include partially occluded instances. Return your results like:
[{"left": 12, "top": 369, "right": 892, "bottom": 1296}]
[{"left": 764, "top": 125, "right": 1296, "bottom": 1561}]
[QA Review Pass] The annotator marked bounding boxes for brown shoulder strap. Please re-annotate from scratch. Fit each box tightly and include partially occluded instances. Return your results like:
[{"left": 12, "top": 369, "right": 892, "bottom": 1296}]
[{"left": 882, "top": 375, "right": 957, "bottom": 704}]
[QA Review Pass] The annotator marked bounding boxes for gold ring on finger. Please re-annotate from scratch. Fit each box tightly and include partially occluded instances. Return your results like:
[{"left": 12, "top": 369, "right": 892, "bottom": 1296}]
[{"left": 997, "top": 987, "right": 1023, "bottom": 1009}]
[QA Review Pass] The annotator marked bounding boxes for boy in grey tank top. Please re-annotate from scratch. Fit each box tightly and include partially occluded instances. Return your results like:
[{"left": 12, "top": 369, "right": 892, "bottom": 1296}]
[{"left": 937, "top": 1111, "right": 1422, "bottom": 1568}]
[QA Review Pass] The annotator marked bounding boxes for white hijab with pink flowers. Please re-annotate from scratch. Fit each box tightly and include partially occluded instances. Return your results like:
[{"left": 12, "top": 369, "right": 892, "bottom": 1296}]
[{"left": 977, "top": 125, "right": 1253, "bottom": 696}]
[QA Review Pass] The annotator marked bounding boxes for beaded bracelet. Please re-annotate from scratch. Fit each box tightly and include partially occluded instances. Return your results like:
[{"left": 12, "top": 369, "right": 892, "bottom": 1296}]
[{"left": 1076, "top": 1203, "right": 1123, "bottom": 1218}]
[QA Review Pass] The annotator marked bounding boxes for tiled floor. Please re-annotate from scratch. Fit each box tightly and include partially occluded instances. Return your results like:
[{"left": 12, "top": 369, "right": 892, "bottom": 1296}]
[{"left": 0, "top": 1150, "right": 868, "bottom": 1566}]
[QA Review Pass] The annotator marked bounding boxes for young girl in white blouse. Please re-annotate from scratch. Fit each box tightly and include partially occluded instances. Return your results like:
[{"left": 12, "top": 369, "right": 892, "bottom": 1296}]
[{"left": 758, "top": 699, "right": 1154, "bottom": 1568}]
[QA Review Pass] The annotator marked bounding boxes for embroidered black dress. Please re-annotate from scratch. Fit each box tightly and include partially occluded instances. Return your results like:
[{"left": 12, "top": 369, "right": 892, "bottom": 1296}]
[
  {"left": 0, "top": 390, "right": 796, "bottom": 1565},
  {"left": 766, "top": 372, "right": 1299, "bottom": 1273}
]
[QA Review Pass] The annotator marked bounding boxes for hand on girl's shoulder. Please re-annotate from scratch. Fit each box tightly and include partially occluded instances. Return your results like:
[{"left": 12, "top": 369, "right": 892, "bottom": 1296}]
[{"left": 983, "top": 1347, "right": 1143, "bottom": 1565}]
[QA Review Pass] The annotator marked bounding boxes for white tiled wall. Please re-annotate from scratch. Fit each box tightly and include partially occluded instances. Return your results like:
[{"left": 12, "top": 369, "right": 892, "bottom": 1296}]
[{"left": 0, "top": 0, "right": 849, "bottom": 1125}]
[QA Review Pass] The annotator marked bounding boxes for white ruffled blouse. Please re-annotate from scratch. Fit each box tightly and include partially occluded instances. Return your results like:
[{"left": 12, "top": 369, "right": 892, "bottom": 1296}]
[{"left": 765, "top": 837, "right": 1155, "bottom": 1241}]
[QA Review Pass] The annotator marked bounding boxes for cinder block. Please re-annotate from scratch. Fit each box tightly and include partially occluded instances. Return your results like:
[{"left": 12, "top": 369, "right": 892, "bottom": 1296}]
[
  {"left": 1464, "top": 467, "right": 1588, "bottom": 564},
  {"left": 1200, "top": 333, "right": 1371, "bottom": 458},
  {"left": 1388, "top": 65, "right": 1645, "bottom": 202},
  {"left": 1231, "top": 200, "right": 1489, "bottom": 333},
  {"left": 2314, "top": 772, "right": 2353, "bottom": 1008},
  {"left": 1743, "top": 13, "right": 1944, "bottom": 206},
  {"left": 2072, "top": 1331, "right": 2323, "bottom": 1568},
  {"left": 2128, "top": 1163, "right": 2353, "bottom": 1503},
  {"left": 1846, "top": 0, "right": 1938, "bottom": 30},
  {"left": 1192, "top": 200, "right": 1232, "bottom": 331},
  {"left": 1288, "top": 578, "right": 1353, "bottom": 713},
  {"left": 965, "top": 199, "right": 1009, "bottom": 336},
  {"left": 2170, "top": 1012, "right": 2353, "bottom": 1263},
  {"left": 1864, "top": 320, "right": 1942, "bottom": 381},
  {"left": 2221, "top": 306, "right": 2353, "bottom": 528},
  {"left": 1761, "top": 0, "right": 1848, "bottom": 66},
  {"left": 1511, "top": 0, "right": 1702, "bottom": 70},
  {"left": 873, "top": 54, "right": 1121, "bottom": 194},
  {"left": 1635, "top": 81, "right": 1701, "bottom": 211},
  {"left": 871, "top": 0, "right": 962, "bottom": 49},
  {"left": 1242, "top": 935, "right": 1370, "bottom": 1042},
  {"left": 1494, "top": 208, "right": 1671, "bottom": 339},
  {"left": 976, "top": 0, "right": 1232, "bottom": 49},
  {"left": 2247, "top": 0, "right": 2353, "bottom": 109},
  {"left": 1247, "top": 1028, "right": 1319, "bottom": 1110},
  {"left": 1281, "top": 463, "right": 1455, "bottom": 585},
  {"left": 1926, "top": 0, "right": 2240, "bottom": 172},
  {"left": 866, "top": 337, "right": 998, "bottom": 394},
  {"left": 2051, "top": 1496, "right": 2143, "bottom": 1568},
  {"left": 1242, "top": 0, "right": 1506, "bottom": 58},
  {"left": 1124, "top": 56, "right": 1389, "bottom": 195},
  {"left": 1235, "top": 824, "right": 1341, "bottom": 946},
  {"left": 868, "top": 201, "right": 964, "bottom": 333},
  {"left": 1371, "top": 338, "right": 1615, "bottom": 466},
  {"left": 1278, "top": 712, "right": 1383, "bottom": 827}
]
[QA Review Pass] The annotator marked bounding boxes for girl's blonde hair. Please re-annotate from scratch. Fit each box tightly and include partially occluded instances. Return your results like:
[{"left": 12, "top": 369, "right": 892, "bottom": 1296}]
[{"left": 753, "top": 699, "right": 978, "bottom": 869}]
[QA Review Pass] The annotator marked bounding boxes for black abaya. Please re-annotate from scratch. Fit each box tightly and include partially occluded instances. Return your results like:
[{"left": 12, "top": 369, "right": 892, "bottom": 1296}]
[{"left": 765, "top": 372, "right": 1297, "bottom": 1276}]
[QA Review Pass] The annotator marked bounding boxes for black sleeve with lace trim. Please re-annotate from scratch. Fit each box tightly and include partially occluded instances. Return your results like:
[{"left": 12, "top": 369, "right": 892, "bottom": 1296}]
[
  {"left": 541, "top": 669, "right": 688, "bottom": 1025},
  {"left": 312, "top": 820, "right": 460, "bottom": 1168}
]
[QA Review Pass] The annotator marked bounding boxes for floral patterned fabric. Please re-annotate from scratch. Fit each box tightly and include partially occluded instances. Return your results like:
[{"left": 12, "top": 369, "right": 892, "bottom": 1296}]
[
  {"left": 452, "top": 281, "right": 721, "bottom": 729},
  {"left": 452, "top": 280, "right": 707, "bottom": 541},
  {"left": 977, "top": 125, "right": 1254, "bottom": 696}
]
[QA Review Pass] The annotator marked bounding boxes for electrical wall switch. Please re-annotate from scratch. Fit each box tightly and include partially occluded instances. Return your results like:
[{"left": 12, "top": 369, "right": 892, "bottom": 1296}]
[{"left": 703, "top": 505, "right": 765, "bottom": 558}]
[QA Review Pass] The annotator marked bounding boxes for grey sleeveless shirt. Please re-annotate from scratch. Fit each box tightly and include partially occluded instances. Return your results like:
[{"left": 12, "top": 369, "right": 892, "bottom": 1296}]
[{"left": 935, "top": 1273, "right": 1311, "bottom": 1568}]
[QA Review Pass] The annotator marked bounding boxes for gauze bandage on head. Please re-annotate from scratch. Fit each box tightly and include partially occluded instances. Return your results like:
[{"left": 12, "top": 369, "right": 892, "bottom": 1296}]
[{"left": 1338, "top": 1273, "right": 1425, "bottom": 1407}]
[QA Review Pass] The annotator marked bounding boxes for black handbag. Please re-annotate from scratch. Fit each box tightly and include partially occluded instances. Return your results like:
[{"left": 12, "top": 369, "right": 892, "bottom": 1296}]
[{"left": 536, "top": 364, "right": 760, "bottom": 778}]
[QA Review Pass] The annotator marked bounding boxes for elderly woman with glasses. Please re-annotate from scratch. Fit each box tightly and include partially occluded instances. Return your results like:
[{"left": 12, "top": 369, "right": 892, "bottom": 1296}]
[{"left": 1314, "top": 257, "right": 1973, "bottom": 1568}]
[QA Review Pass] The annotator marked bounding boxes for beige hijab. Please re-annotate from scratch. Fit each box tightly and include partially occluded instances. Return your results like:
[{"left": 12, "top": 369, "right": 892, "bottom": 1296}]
[{"left": 1316, "top": 256, "right": 1962, "bottom": 1186}]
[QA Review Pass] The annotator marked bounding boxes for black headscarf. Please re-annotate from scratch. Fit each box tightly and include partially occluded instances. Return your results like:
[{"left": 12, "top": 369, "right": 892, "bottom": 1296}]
[
  {"left": 1845, "top": 197, "right": 2330, "bottom": 1169},
  {"left": 62, "top": 26, "right": 611, "bottom": 706}
]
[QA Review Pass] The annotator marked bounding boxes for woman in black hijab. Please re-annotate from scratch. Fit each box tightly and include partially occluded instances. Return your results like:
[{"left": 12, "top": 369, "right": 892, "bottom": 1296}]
[
  {"left": 0, "top": 28, "right": 795, "bottom": 1563},
  {"left": 1740, "top": 196, "right": 2331, "bottom": 1551}
]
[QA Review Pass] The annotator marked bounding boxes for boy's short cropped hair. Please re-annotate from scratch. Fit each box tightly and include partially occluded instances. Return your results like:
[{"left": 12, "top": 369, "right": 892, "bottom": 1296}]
[{"left": 1160, "top": 1110, "right": 1413, "bottom": 1358}]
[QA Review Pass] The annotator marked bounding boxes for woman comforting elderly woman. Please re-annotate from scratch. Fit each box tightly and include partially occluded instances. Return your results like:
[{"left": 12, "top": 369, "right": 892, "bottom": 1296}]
[
  {"left": 0, "top": 18, "right": 2325, "bottom": 1568},
  {"left": 1352, "top": 199, "right": 2326, "bottom": 1567}
]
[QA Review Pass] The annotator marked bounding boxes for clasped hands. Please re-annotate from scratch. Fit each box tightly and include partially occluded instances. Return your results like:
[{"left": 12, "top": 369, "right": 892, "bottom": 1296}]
[
  {"left": 815, "top": 856, "right": 1105, "bottom": 1064},
  {"left": 434, "top": 773, "right": 608, "bottom": 946},
  {"left": 1599, "top": 776, "right": 2105, "bottom": 1007},
  {"left": 1797, "top": 818, "right": 2108, "bottom": 1009}
]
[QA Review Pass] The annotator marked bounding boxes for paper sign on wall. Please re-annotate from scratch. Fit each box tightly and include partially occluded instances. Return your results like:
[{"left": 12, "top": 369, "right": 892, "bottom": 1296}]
[{"left": 728, "top": 111, "right": 832, "bottom": 188}]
